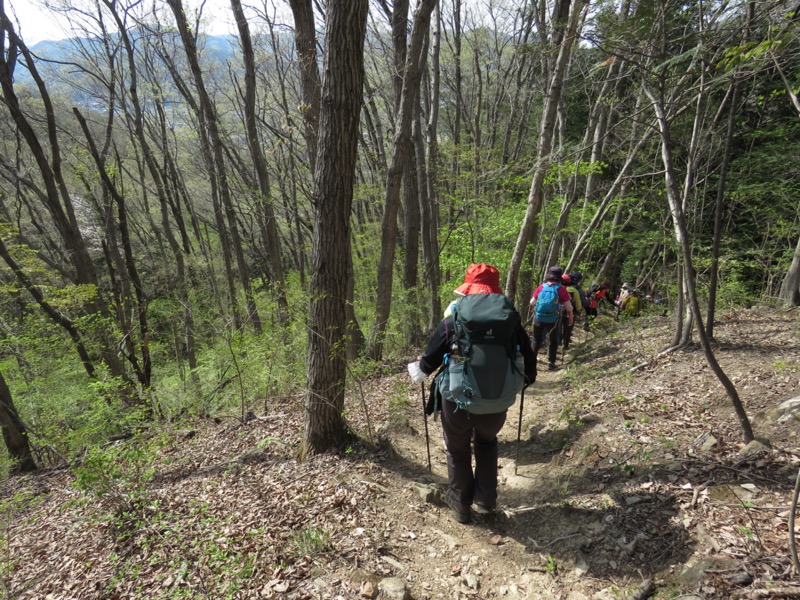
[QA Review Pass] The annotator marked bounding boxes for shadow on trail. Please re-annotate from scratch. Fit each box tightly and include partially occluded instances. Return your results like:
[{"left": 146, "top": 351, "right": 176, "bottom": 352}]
[
  {"left": 372, "top": 427, "right": 697, "bottom": 581},
  {"left": 468, "top": 483, "right": 695, "bottom": 581},
  {"left": 499, "top": 414, "right": 601, "bottom": 467},
  {"left": 370, "top": 409, "right": 794, "bottom": 583}
]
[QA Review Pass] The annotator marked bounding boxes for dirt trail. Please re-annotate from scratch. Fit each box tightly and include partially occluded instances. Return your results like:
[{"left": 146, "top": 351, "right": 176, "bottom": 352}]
[{"left": 373, "top": 308, "right": 800, "bottom": 599}]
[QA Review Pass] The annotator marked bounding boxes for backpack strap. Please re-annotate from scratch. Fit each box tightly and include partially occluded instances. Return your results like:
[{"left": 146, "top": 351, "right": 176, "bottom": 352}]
[{"left": 451, "top": 297, "right": 469, "bottom": 358}]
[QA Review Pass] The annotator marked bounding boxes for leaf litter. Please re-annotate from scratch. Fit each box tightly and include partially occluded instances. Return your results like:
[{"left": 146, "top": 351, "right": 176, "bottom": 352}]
[{"left": 1, "top": 306, "right": 799, "bottom": 599}]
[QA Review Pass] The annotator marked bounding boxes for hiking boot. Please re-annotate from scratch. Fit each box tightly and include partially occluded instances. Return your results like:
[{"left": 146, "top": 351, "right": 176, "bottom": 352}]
[
  {"left": 445, "top": 495, "right": 471, "bottom": 524},
  {"left": 473, "top": 503, "right": 495, "bottom": 516},
  {"left": 548, "top": 362, "right": 558, "bottom": 371}
]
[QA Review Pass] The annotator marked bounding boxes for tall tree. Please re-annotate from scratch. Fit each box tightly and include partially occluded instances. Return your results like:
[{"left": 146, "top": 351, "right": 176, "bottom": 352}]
[
  {"left": 0, "top": 370, "right": 36, "bottom": 473},
  {"left": 420, "top": 0, "right": 442, "bottom": 331},
  {"left": 230, "top": 0, "right": 289, "bottom": 324},
  {"left": 166, "top": 0, "right": 263, "bottom": 334},
  {"left": 505, "top": 0, "right": 589, "bottom": 304},
  {"left": 368, "top": 0, "right": 437, "bottom": 361},
  {"left": 288, "top": 0, "right": 365, "bottom": 356},
  {"left": 300, "top": 0, "right": 369, "bottom": 457}
]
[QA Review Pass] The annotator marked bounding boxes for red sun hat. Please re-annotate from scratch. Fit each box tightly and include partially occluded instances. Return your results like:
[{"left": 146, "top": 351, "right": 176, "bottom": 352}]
[{"left": 454, "top": 263, "right": 503, "bottom": 295}]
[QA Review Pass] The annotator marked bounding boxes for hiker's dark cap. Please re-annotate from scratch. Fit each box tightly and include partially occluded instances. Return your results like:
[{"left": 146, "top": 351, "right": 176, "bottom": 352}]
[
  {"left": 570, "top": 272, "right": 583, "bottom": 283},
  {"left": 545, "top": 266, "right": 563, "bottom": 282},
  {"left": 454, "top": 263, "right": 502, "bottom": 295}
]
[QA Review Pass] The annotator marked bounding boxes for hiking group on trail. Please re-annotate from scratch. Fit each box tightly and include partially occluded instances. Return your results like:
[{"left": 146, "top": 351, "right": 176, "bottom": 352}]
[{"left": 407, "top": 263, "right": 661, "bottom": 524}]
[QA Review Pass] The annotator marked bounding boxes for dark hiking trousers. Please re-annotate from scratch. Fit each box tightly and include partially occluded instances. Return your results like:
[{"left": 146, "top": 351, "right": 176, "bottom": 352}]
[
  {"left": 532, "top": 319, "right": 560, "bottom": 365},
  {"left": 441, "top": 398, "right": 507, "bottom": 514},
  {"left": 562, "top": 315, "right": 576, "bottom": 350}
]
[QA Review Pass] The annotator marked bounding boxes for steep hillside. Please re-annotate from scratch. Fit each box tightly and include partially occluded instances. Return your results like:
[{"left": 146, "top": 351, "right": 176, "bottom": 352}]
[{"left": 2, "top": 306, "right": 799, "bottom": 599}]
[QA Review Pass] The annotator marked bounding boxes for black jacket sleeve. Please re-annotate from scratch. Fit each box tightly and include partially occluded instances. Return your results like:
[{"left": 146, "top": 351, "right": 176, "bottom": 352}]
[
  {"left": 514, "top": 324, "right": 537, "bottom": 385},
  {"left": 419, "top": 316, "right": 454, "bottom": 375}
]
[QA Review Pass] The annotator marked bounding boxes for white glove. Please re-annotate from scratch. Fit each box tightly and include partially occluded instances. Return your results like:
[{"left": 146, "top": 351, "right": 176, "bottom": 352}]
[{"left": 407, "top": 361, "right": 426, "bottom": 384}]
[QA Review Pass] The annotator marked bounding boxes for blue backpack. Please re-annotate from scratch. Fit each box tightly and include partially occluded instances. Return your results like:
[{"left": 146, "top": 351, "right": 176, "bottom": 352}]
[{"left": 534, "top": 284, "right": 561, "bottom": 324}]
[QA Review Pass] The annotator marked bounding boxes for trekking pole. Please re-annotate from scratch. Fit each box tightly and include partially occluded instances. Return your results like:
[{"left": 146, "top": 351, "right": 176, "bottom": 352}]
[
  {"left": 514, "top": 386, "right": 526, "bottom": 476},
  {"left": 421, "top": 382, "right": 432, "bottom": 473}
]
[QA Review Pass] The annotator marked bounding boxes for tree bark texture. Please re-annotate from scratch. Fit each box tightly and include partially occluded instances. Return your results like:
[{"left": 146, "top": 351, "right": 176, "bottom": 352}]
[
  {"left": 301, "top": 0, "right": 369, "bottom": 457},
  {"left": 0, "top": 370, "right": 37, "bottom": 473}
]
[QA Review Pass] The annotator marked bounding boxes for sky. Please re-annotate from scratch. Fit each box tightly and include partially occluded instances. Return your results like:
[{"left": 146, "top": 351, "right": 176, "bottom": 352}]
[{"left": 4, "top": 0, "right": 237, "bottom": 45}]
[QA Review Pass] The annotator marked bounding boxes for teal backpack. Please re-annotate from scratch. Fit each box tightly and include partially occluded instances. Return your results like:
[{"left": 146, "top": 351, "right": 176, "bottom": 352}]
[
  {"left": 534, "top": 284, "right": 561, "bottom": 324},
  {"left": 437, "top": 294, "right": 525, "bottom": 414}
]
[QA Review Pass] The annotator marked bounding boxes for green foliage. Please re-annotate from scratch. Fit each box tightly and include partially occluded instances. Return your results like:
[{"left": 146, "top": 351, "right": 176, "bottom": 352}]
[
  {"left": 72, "top": 431, "right": 160, "bottom": 521},
  {"left": 544, "top": 554, "right": 558, "bottom": 574},
  {"left": 290, "top": 526, "right": 331, "bottom": 557},
  {"left": 438, "top": 200, "right": 527, "bottom": 291},
  {"left": 718, "top": 36, "right": 794, "bottom": 72},
  {"left": 4, "top": 360, "right": 141, "bottom": 465},
  {"left": 544, "top": 160, "right": 605, "bottom": 186}
]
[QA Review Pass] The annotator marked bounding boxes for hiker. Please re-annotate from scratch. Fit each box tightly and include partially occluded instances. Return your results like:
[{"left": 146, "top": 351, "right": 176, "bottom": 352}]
[
  {"left": 620, "top": 287, "right": 642, "bottom": 317},
  {"left": 585, "top": 280, "right": 609, "bottom": 326},
  {"left": 407, "top": 264, "right": 537, "bottom": 523},
  {"left": 530, "top": 266, "right": 574, "bottom": 371},
  {"left": 570, "top": 272, "right": 590, "bottom": 331},
  {"left": 614, "top": 283, "right": 631, "bottom": 321},
  {"left": 561, "top": 274, "right": 581, "bottom": 351}
]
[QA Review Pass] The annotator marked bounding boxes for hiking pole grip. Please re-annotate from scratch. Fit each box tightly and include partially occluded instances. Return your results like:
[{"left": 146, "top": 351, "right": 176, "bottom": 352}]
[
  {"left": 421, "top": 382, "right": 432, "bottom": 473},
  {"left": 514, "top": 386, "right": 526, "bottom": 475}
]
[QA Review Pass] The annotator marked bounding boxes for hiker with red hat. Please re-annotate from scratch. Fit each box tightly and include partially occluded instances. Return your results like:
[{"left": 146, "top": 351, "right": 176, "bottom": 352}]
[
  {"left": 443, "top": 263, "right": 503, "bottom": 317},
  {"left": 407, "top": 264, "right": 537, "bottom": 523},
  {"left": 530, "top": 266, "right": 574, "bottom": 370}
]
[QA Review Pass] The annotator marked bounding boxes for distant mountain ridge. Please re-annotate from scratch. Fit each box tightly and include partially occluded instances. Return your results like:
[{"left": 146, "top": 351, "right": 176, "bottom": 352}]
[{"left": 13, "top": 34, "right": 238, "bottom": 104}]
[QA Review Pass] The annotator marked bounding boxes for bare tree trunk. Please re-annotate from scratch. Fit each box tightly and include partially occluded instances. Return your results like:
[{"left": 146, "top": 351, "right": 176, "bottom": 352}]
[
  {"left": 0, "top": 371, "right": 36, "bottom": 473},
  {"left": 288, "top": 0, "right": 321, "bottom": 173},
  {"left": 447, "top": 0, "right": 463, "bottom": 200},
  {"left": 421, "top": 2, "right": 442, "bottom": 331},
  {"left": 368, "top": 0, "right": 437, "bottom": 361},
  {"left": 167, "top": 0, "right": 263, "bottom": 334},
  {"left": 506, "top": 0, "right": 588, "bottom": 305},
  {"left": 231, "top": 0, "right": 289, "bottom": 325},
  {"left": 287, "top": 0, "right": 362, "bottom": 343},
  {"left": 644, "top": 82, "right": 755, "bottom": 444},
  {"left": 153, "top": 28, "right": 242, "bottom": 329},
  {"left": 300, "top": 0, "right": 369, "bottom": 458}
]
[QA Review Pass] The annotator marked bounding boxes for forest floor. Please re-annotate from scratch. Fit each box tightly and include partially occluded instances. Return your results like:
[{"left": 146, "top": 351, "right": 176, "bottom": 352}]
[{"left": 3, "top": 305, "right": 800, "bottom": 599}]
